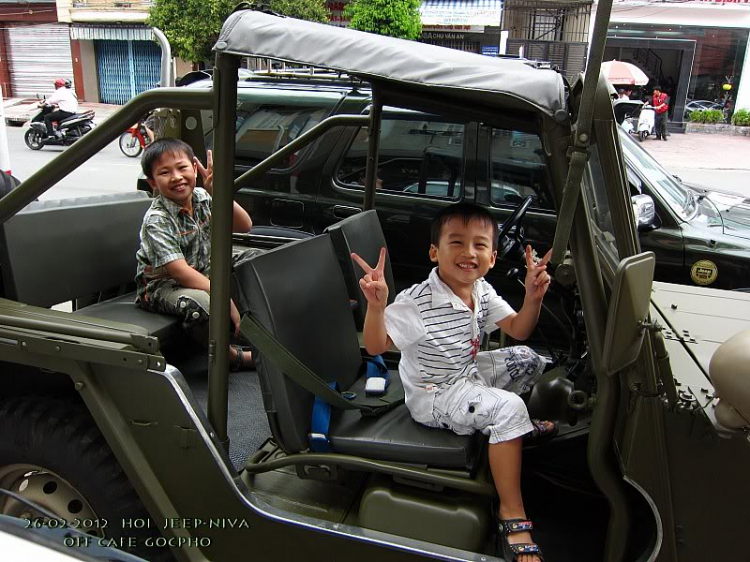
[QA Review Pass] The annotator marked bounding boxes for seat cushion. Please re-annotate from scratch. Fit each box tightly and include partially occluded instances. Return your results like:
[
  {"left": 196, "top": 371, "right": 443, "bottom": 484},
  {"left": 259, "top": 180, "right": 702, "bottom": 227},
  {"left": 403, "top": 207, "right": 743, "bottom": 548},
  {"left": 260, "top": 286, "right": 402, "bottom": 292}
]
[
  {"left": 330, "top": 403, "right": 484, "bottom": 471},
  {"left": 73, "top": 293, "right": 181, "bottom": 342}
]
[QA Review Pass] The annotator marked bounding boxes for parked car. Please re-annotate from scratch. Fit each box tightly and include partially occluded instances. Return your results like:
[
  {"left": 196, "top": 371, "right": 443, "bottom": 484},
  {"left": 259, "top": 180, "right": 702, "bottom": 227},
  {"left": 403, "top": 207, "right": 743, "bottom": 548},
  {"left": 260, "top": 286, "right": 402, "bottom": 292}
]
[
  {"left": 177, "top": 73, "right": 750, "bottom": 292},
  {"left": 683, "top": 99, "right": 724, "bottom": 120}
]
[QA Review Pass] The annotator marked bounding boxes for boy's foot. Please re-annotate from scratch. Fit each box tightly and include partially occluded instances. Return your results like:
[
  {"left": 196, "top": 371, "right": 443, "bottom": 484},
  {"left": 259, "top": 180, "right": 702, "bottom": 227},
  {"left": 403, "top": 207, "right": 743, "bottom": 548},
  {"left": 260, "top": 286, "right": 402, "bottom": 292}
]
[
  {"left": 497, "top": 515, "right": 544, "bottom": 562},
  {"left": 229, "top": 346, "right": 255, "bottom": 371},
  {"left": 523, "top": 419, "right": 557, "bottom": 445}
]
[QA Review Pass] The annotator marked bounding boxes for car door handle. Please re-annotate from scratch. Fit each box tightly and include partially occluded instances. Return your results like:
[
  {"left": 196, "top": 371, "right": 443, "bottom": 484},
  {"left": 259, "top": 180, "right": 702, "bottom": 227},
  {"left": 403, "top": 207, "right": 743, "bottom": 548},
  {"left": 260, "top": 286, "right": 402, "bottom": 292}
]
[{"left": 333, "top": 205, "right": 362, "bottom": 219}]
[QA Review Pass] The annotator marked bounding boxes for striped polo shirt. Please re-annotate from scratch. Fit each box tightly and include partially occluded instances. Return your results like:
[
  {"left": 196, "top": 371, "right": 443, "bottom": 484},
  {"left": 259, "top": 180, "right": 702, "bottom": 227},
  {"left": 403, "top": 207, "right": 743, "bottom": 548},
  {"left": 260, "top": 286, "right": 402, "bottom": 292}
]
[{"left": 384, "top": 268, "right": 514, "bottom": 423}]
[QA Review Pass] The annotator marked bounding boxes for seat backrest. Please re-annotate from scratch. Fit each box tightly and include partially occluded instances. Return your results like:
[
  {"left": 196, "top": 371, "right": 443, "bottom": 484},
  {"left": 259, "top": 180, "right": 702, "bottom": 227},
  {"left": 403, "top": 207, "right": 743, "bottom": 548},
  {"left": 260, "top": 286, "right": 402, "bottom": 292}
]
[
  {"left": 326, "top": 210, "right": 396, "bottom": 330},
  {"left": 0, "top": 191, "right": 152, "bottom": 307},
  {"left": 232, "top": 234, "right": 363, "bottom": 453}
]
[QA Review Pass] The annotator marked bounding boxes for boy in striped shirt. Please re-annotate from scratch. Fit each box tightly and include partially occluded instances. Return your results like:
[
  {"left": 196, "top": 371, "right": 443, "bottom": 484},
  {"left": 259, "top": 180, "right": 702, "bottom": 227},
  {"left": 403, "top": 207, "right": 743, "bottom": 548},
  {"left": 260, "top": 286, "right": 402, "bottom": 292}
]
[{"left": 352, "top": 203, "right": 553, "bottom": 562}]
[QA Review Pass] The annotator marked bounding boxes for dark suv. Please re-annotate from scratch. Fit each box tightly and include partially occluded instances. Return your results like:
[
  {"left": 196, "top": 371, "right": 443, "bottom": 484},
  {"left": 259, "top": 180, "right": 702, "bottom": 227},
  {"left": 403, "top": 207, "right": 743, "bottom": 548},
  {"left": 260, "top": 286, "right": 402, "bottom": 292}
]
[{"left": 181, "top": 71, "right": 750, "bottom": 305}]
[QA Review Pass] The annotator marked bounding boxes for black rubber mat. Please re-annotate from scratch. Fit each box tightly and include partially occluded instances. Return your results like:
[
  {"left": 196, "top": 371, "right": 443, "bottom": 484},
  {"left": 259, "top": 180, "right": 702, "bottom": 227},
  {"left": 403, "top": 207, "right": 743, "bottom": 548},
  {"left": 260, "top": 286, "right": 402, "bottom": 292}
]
[{"left": 164, "top": 345, "right": 271, "bottom": 471}]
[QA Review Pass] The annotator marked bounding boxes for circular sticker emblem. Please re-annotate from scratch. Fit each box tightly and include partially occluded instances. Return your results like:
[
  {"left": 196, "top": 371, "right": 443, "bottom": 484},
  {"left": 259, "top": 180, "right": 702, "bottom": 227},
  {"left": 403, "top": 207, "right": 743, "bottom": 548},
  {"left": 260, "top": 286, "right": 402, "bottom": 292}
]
[{"left": 691, "top": 260, "right": 718, "bottom": 286}]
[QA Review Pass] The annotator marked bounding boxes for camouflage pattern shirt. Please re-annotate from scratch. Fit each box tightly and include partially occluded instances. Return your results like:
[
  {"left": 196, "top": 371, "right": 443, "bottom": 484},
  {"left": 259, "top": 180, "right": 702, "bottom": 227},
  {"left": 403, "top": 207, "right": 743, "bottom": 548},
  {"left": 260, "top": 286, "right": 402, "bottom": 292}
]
[{"left": 135, "top": 188, "right": 212, "bottom": 303}]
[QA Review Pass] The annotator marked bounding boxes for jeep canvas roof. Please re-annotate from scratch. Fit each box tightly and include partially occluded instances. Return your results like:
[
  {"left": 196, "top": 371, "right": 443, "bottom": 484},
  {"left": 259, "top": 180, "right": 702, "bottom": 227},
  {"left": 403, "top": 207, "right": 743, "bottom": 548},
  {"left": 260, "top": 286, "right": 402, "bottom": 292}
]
[{"left": 215, "top": 10, "right": 567, "bottom": 118}]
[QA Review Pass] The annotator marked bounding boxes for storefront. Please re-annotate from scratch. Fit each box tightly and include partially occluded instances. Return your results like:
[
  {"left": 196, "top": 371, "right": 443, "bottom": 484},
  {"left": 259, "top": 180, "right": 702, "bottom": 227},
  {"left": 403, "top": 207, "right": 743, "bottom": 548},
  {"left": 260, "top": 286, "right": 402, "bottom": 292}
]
[
  {"left": 595, "top": 0, "right": 750, "bottom": 125},
  {"left": 419, "top": 0, "right": 503, "bottom": 53}
]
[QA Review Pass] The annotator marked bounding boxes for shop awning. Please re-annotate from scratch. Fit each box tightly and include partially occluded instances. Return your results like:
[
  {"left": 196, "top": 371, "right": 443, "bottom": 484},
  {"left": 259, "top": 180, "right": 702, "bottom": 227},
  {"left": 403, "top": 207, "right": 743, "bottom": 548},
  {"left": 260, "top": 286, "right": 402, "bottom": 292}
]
[
  {"left": 420, "top": 0, "right": 503, "bottom": 26},
  {"left": 70, "top": 25, "right": 153, "bottom": 41}
]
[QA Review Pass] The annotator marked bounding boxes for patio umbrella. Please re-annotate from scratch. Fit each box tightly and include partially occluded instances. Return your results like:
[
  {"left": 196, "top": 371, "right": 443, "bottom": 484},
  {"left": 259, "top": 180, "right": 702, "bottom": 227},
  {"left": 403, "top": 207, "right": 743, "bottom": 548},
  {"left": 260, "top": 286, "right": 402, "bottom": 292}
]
[{"left": 601, "top": 60, "right": 649, "bottom": 86}]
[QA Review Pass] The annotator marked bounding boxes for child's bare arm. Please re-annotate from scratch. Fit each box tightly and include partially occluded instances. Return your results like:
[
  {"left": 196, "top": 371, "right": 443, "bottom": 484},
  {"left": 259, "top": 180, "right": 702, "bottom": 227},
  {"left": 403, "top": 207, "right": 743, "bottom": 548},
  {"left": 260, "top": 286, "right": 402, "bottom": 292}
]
[
  {"left": 195, "top": 150, "right": 253, "bottom": 233},
  {"left": 352, "top": 248, "right": 392, "bottom": 355},
  {"left": 164, "top": 259, "right": 211, "bottom": 293},
  {"left": 496, "top": 246, "right": 551, "bottom": 340}
]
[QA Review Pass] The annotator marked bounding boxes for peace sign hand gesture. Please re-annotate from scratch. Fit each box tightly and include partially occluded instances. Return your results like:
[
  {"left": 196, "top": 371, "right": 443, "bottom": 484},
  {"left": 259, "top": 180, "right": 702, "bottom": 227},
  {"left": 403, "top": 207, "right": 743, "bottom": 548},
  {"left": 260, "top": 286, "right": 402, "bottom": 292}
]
[
  {"left": 194, "top": 149, "right": 214, "bottom": 194},
  {"left": 525, "top": 245, "right": 552, "bottom": 301},
  {"left": 351, "top": 248, "right": 389, "bottom": 310}
]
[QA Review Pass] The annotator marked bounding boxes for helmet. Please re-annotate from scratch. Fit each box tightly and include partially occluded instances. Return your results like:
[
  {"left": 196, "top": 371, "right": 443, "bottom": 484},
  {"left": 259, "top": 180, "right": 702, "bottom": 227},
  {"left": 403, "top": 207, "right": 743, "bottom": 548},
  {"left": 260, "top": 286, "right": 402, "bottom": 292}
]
[
  {"left": 64, "top": 79, "right": 72, "bottom": 88},
  {"left": 54, "top": 78, "right": 66, "bottom": 88}
]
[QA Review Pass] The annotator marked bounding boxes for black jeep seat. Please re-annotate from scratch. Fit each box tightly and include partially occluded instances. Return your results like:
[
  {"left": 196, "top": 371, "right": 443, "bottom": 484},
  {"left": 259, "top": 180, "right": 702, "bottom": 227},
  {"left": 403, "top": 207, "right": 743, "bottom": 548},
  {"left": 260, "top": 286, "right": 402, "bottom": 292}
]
[
  {"left": 326, "top": 210, "right": 396, "bottom": 330},
  {"left": 234, "top": 233, "right": 483, "bottom": 471},
  {"left": 0, "top": 192, "right": 180, "bottom": 342},
  {"left": 74, "top": 293, "right": 180, "bottom": 343}
]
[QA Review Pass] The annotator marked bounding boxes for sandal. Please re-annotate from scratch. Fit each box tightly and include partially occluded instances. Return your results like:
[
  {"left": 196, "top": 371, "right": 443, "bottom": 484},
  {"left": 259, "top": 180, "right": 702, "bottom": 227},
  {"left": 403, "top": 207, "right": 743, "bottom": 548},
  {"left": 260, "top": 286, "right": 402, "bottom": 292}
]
[
  {"left": 230, "top": 346, "right": 255, "bottom": 372},
  {"left": 498, "top": 519, "right": 545, "bottom": 561},
  {"left": 523, "top": 419, "right": 557, "bottom": 445}
]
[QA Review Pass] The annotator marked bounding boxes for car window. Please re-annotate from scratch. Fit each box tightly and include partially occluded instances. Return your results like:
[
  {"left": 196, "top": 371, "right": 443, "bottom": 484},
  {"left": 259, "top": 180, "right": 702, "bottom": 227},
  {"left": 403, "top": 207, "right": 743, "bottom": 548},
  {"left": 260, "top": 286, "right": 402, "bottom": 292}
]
[
  {"left": 337, "top": 114, "right": 465, "bottom": 200},
  {"left": 488, "top": 128, "right": 553, "bottom": 210},
  {"left": 201, "top": 94, "right": 339, "bottom": 169}
]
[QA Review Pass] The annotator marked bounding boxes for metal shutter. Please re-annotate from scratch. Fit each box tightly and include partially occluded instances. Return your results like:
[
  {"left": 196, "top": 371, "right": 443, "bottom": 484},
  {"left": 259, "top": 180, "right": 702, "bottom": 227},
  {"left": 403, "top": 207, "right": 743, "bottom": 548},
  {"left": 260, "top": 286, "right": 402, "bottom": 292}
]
[
  {"left": 96, "top": 40, "right": 161, "bottom": 105},
  {"left": 7, "top": 24, "right": 74, "bottom": 98}
]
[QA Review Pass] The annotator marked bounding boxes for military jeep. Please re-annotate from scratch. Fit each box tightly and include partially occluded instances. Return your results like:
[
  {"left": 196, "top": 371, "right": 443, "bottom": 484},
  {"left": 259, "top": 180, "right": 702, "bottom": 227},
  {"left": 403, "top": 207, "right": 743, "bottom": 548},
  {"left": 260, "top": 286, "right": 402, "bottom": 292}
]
[{"left": 0, "top": 6, "right": 749, "bottom": 562}]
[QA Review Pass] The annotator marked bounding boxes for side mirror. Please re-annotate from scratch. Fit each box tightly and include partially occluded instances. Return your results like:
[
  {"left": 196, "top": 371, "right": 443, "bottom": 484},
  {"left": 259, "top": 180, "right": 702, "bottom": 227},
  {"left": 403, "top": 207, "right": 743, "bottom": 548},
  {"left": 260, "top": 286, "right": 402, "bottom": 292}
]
[
  {"left": 632, "top": 194, "right": 657, "bottom": 231},
  {"left": 601, "top": 252, "right": 656, "bottom": 375}
]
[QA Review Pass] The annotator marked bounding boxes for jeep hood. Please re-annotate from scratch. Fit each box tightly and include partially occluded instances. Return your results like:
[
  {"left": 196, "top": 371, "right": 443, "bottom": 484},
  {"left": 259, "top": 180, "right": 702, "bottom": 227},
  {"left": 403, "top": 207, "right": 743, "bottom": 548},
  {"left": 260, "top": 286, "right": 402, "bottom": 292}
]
[{"left": 651, "top": 282, "right": 750, "bottom": 375}]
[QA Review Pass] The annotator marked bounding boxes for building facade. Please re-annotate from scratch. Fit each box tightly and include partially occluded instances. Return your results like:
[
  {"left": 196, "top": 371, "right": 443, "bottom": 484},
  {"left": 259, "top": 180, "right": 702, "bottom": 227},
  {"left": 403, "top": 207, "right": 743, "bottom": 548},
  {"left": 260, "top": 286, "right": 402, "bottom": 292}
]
[
  {"left": 0, "top": 0, "right": 75, "bottom": 99},
  {"left": 595, "top": 0, "right": 750, "bottom": 125}
]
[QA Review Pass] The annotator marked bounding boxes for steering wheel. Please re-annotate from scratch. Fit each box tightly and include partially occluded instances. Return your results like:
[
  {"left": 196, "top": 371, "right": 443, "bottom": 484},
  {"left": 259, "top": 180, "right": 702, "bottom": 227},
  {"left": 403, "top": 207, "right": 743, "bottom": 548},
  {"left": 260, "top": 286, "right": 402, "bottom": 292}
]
[{"left": 497, "top": 195, "right": 533, "bottom": 259}]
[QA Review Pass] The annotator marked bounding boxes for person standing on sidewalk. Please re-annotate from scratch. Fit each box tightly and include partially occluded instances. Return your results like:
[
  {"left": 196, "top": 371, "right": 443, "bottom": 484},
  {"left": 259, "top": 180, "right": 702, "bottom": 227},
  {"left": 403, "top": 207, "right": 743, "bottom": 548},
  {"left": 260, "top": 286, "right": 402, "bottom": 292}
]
[{"left": 652, "top": 85, "right": 669, "bottom": 141}]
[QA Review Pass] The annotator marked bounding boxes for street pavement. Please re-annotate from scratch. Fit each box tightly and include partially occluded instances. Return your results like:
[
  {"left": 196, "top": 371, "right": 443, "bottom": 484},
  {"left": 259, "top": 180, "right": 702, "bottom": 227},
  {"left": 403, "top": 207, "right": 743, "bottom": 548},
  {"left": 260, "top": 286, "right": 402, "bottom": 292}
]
[
  {"left": 638, "top": 132, "right": 750, "bottom": 198},
  {"left": 2, "top": 97, "right": 140, "bottom": 200}
]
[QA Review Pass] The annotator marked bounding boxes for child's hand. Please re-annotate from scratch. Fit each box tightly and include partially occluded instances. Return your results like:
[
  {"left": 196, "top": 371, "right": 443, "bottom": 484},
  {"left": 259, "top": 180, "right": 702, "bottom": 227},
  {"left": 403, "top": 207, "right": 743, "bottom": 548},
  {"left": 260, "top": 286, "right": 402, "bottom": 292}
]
[
  {"left": 525, "top": 245, "right": 551, "bottom": 302},
  {"left": 194, "top": 149, "right": 214, "bottom": 193},
  {"left": 351, "top": 248, "right": 389, "bottom": 309}
]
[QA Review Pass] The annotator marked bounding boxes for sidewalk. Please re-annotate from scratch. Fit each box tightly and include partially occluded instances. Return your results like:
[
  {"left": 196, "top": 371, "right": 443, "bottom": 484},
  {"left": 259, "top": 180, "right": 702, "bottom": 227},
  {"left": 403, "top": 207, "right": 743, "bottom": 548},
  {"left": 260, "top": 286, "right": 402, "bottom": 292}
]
[
  {"left": 3, "top": 97, "right": 121, "bottom": 126},
  {"left": 639, "top": 131, "right": 750, "bottom": 171}
]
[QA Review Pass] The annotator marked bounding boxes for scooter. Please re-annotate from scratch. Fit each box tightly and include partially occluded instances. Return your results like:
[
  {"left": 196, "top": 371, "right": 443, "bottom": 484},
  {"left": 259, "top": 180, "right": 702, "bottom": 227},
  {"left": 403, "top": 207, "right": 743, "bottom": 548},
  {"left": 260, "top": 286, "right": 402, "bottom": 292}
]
[
  {"left": 636, "top": 104, "right": 655, "bottom": 142},
  {"left": 24, "top": 105, "right": 96, "bottom": 151}
]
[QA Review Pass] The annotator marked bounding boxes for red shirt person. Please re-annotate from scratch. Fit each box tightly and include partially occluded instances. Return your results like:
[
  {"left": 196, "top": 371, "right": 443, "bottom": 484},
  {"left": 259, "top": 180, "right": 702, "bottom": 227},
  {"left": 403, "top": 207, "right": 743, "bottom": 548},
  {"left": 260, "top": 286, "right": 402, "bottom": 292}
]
[{"left": 651, "top": 85, "right": 669, "bottom": 141}]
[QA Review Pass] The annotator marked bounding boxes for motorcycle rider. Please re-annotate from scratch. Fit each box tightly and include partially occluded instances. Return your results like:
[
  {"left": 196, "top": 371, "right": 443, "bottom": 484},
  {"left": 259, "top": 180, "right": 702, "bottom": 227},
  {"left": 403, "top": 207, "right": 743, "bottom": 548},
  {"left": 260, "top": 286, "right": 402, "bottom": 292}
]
[{"left": 38, "top": 78, "right": 79, "bottom": 138}]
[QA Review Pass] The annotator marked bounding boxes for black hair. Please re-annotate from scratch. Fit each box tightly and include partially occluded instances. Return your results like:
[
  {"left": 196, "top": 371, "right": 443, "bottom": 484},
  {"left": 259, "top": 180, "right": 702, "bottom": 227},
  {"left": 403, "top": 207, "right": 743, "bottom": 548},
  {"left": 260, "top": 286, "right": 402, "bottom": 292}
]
[
  {"left": 141, "top": 138, "right": 195, "bottom": 179},
  {"left": 653, "top": 85, "right": 662, "bottom": 91},
  {"left": 430, "top": 203, "right": 499, "bottom": 251}
]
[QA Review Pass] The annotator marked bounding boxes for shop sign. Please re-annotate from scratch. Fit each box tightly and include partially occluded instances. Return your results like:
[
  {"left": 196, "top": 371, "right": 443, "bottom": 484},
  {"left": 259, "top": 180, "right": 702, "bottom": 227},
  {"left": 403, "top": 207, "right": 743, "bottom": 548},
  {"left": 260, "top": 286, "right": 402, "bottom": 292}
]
[
  {"left": 422, "top": 25, "right": 486, "bottom": 32},
  {"left": 326, "top": 0, "right": 351, "bottom": 27},
  {"left": 482, "top": 45, "right": 500, "bottom": 56},
  {"left": 422, "top": 32, "right": 468, "bottom": 40},
  {"left": 420, "top": 1, "right": 503, "bottom": 26}
]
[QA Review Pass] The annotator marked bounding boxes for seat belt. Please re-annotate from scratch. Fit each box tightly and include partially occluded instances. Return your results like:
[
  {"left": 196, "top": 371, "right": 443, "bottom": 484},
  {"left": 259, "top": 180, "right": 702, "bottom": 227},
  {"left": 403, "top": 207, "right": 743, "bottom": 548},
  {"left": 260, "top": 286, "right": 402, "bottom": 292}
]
[{"left": 240, "top": 314, "right": 403, "bottom": 414}]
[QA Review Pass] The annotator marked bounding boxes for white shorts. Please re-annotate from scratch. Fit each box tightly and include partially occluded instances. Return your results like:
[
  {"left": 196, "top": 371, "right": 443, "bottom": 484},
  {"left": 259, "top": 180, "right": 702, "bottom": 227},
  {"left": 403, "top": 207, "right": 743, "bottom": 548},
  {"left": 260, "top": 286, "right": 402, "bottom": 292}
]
[{"left": 425, "top": 346, "right": 545, "bottom": 444}]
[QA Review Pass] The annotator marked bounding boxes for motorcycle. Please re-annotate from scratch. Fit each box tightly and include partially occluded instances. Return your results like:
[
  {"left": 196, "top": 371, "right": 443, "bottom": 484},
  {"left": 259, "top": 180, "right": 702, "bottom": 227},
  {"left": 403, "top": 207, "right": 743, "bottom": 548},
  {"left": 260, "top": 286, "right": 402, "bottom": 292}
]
[
  {"left": 24, "top": 105, "right": 96, "bottom": 151},
  {"left": 636, "top": 104, "right": 655, "bottom": 142},
  {"left": 119, "top": 119, "right": 152, "bottom": 158}
]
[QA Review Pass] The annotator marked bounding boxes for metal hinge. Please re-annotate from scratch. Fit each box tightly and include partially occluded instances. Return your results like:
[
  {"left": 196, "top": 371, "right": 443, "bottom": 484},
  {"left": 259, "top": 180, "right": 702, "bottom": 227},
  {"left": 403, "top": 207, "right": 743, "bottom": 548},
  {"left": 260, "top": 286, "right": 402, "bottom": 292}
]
[{"left": 663, "top": 328, "right": 698, "bottom": 344}]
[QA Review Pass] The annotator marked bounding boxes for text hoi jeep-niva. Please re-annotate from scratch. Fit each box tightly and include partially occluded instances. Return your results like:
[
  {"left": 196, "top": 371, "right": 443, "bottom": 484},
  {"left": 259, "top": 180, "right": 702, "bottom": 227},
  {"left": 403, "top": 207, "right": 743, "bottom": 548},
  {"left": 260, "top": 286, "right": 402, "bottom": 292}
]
[{"left": 0, "top": 5, "right": 749, "bottom": 562}]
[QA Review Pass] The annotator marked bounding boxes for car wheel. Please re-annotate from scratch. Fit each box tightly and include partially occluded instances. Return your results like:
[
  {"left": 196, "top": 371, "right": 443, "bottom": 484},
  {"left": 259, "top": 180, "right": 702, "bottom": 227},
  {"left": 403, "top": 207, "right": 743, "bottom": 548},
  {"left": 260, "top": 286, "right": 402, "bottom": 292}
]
[
  {"left": 119, "top": 132, "right": 143, "bottom": 158},
  {"left": 24, "top": 129, "right": 43, "bottom": 150},
  {"left": 0, "top": 398, "right": 170, "bottom": 561}
]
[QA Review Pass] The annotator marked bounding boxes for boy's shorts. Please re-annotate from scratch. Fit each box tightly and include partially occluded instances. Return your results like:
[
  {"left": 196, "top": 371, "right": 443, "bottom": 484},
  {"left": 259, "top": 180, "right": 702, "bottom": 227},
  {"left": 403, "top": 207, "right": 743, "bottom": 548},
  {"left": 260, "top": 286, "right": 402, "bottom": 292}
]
[{"left": 424, "top": 346, "right": 545, "bottom": 444}]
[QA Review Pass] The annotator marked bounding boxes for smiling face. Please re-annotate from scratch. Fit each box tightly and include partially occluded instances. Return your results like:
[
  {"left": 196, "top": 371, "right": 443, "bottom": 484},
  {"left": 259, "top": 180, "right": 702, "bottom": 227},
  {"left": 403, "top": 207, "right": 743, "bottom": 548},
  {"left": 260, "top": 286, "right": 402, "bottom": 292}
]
[
  {"left": 147, "top": 150, "right": 197, "bottom": 210},
  {"left": 430, "top": 216, "right": 497, "bottom": 293}
]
